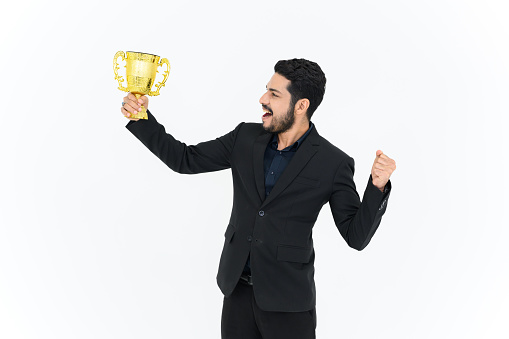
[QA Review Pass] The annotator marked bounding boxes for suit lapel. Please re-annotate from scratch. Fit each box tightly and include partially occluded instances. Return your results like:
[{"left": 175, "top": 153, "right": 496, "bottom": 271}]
[
  {"left": 253, "top": 132, "right": 272, "bottom": 203},
  {"left": 260, "top": 128, "right": 320, "bottom": 208}
]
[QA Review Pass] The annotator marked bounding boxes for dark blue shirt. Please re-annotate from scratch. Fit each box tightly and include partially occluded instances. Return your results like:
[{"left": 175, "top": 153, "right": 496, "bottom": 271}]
[
  {"left": 244, "top": 123, "right": 314, "bottom": 273},
  {"left": 263, "top": 123, "right": 314, "bottom": 197}
]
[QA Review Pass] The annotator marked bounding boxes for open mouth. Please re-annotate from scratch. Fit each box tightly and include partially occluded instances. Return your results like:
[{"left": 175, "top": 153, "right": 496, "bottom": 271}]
[{"left": 262, "top": 106, "right": 273, "bottom": 118}]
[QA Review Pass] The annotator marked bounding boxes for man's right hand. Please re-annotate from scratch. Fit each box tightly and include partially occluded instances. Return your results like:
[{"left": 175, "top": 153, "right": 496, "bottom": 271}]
[{"left": 121, "top": 93, "right": 149, "bottom": 121}]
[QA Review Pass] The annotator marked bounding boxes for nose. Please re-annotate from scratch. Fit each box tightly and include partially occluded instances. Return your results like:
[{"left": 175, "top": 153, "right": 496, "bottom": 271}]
[{"left": 259, "top": 91, "right": 269, "bottom": 105}]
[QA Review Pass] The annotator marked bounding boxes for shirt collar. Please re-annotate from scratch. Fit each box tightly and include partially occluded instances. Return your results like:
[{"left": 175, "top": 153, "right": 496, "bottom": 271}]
[{"left": 269, "top": 122, "right": 314, "bottom": 151}]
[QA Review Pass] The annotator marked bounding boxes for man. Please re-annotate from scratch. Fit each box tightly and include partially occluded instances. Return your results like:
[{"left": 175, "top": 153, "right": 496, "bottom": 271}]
[{"left": 120, "top": 59, "right": 396, "bottom": 339}]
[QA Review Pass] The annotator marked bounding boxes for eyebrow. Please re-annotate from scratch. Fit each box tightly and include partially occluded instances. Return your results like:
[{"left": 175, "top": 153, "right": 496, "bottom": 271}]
[{"left": 267, "top": 86, "right": 282, "bottom": 94}]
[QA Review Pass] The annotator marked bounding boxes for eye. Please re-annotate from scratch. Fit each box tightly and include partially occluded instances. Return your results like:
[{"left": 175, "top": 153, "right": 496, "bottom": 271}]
[{"left": 271, "top": 92, "right": 279, "bottom": 97}]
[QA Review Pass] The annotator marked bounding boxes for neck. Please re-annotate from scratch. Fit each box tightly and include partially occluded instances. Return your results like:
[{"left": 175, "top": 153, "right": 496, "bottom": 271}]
[{"left": 276, "top": 120, "right": 310, "bottom": 150}]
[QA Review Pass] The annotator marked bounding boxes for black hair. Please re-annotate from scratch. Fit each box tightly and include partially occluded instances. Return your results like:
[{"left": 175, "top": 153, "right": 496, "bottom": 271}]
[{"left": 274, "top": 58, "right": 326, "bottom": 120}]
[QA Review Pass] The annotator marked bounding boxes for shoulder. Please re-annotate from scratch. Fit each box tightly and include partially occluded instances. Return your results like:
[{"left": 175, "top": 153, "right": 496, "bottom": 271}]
[
  {"left": 235, "top": 122, "right": 267, "bottom": 138},
  {"left": 312, "top": 127, "right": 353, "bottom": 164},
  {"left": 239, "top": 122, "right": 264, "bottom": 132},
  {"left": 322, "top": 137, "right": 351, "bottom": 159}
]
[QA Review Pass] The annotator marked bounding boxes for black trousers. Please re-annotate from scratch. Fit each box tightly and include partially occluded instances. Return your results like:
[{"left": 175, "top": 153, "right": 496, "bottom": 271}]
[{"left": 221, "top": 281, "right": 316, "bottom": 339}]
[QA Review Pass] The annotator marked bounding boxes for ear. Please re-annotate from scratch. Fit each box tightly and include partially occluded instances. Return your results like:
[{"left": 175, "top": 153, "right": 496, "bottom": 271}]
[{"left": 294, "top": 98, "right": 310, "bottom": 117}]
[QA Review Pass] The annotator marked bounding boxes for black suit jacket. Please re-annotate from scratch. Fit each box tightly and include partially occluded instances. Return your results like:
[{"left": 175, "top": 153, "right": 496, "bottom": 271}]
[{"left": 127, "top": 111, "right": 391, "bottom": 312}]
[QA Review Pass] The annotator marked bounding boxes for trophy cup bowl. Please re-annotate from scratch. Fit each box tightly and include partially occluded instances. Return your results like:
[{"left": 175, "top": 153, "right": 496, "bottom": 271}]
[{"left": 114, "top": 51, "right": 170, "bottom": 119}]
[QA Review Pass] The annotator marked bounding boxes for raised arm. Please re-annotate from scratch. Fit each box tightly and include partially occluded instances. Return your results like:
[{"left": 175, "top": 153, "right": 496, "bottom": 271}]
[
  {"left": 121, "top": 93, "right": 242, "bottom": 174},
  {"left": 329, "top": 153, "right": 394, "bottom": 251}
]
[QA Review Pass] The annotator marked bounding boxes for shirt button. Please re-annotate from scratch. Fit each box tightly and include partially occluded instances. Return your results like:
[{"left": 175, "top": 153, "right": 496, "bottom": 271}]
[
  {"left": 258, "top": 210, "right": 265, "bottom": 217},
  {"left": 247, "top": 236, "right": 253, "bottom": 242},
  {"left": 271, "top": 172, "right": 274, "bottom": 175}
]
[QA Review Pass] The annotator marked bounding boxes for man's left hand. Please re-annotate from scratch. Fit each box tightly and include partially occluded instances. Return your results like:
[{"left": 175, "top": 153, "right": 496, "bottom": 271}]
[{"left": 371, "top": 150, "right": 396, "bottom": 192}]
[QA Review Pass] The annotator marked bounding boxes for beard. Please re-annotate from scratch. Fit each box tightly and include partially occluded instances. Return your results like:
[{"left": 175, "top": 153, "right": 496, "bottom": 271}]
[{"left": 263, "top": 105, "right": 295, "bottom": 134}]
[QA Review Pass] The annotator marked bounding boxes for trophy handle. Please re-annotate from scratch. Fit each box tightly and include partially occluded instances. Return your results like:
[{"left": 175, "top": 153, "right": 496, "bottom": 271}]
[
  {"left": 149, "top": 58, "right": 171, "bottom": 96},
  {"left": 113, "top": 51, "right": 128, "bottom": 92}
]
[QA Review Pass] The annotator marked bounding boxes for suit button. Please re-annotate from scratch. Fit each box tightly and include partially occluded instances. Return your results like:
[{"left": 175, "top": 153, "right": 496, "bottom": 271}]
[
  {"left": 247, "top": 236, "right": 253, "bottom": 242},
  {"left": 258, "top": 210, "right": 265, "bottom": 217}
]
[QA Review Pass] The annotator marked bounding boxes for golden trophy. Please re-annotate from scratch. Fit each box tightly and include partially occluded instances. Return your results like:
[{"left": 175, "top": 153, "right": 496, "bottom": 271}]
[{"left": 113, "top": 51, "right": 170, "bottom": 119}]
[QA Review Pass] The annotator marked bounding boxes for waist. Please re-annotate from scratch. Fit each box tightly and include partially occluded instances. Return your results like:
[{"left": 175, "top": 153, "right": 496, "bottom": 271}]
[{"left": 239, "top": 272, "right": 253, "bottom": 286}]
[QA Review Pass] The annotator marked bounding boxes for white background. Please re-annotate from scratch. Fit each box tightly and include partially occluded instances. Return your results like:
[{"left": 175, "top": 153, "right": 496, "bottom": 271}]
[{"left": 1, "top": 0, "right": 508, "bottom": 338}]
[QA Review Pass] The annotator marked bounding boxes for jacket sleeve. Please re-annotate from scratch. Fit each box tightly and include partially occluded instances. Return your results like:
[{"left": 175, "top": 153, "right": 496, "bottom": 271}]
[
  {"left": 329, "top": 156, "right": 391, "bottom": 250},
  {"left": 126, "top": 110, "right": 243, "bottom": 174}
]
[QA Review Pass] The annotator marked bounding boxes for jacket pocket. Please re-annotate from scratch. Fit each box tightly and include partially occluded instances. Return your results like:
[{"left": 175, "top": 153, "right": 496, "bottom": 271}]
[
  {"left": 224, "top": 224, "right": 235, "bottom": 243},
  {"left": 277, "top": 245, "right": 312, "bottom": 263}
]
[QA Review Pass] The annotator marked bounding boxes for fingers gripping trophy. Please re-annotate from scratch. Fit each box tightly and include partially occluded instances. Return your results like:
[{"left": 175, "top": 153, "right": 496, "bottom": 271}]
[{"left": 113, "top": 51, "right": 170, "bottom": 119}]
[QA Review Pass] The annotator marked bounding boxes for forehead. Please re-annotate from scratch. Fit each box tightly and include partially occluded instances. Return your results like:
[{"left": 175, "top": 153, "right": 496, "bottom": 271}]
[{"left": 267, "top": 73, "right": 291, "bottom": 95}]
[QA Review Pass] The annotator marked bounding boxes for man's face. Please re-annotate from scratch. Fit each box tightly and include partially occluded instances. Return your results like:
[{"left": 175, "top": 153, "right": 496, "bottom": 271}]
[{"left": 259, "top": 73, "right": 295, "bottom": 134}]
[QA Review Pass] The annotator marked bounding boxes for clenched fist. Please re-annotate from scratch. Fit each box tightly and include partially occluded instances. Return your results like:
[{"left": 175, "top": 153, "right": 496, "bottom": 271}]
[
  {"left": 371, "top": 150, "right": 396, "bottom": 192},
  {"left": 121, "top": 93, "right": 149, "bottom": 121}
]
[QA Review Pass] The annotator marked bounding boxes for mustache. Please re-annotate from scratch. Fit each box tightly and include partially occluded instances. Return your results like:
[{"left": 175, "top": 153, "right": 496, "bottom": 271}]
[{"left": 262, "top": 105, "right": 273, "bottom": 114}]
